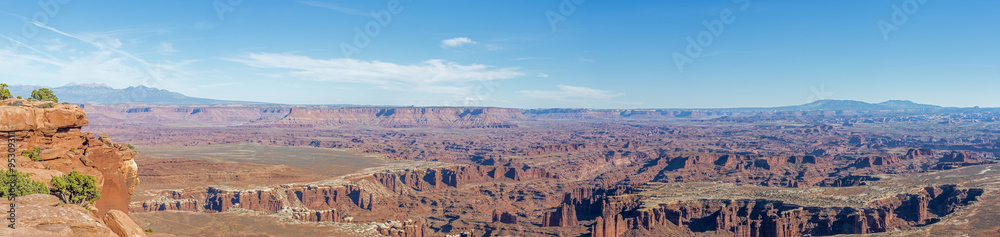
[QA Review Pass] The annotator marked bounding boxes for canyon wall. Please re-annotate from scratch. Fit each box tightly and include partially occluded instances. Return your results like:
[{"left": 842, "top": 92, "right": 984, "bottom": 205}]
[
  {"left": 85, "top": 105, "right": 528, "bottom": 128},
  {"left": 0, "top": 101, "right": 139, "bottom": 217},
  {"left": 134, "top": 164, "right": 557, "bottom": 237},
  {"left": 584, "top": 185, "right": 983, "bottom": 237},
  {"left": 0, "top": 100, "right": 143, "bottom": 236},
  {"left": 84, "top": 104, "right": 755, "bottom": 129}
]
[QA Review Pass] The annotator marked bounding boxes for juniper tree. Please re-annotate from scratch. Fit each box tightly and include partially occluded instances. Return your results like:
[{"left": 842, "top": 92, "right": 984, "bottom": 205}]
[
  {"left": 0, "top": 83, "right": 11, "bottom": 99},
  {"left": 0, "top": 170, "right": 50, "bottom": 198},
  {"left": 31, "top": 88, "right": 58, "bottom": 103},
  {"left": 51, "top": 171, "right": 101, "bottom": 206}
]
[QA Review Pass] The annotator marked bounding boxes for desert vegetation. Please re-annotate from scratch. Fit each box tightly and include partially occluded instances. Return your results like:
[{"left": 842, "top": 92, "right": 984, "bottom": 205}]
[
  {"left": 50, "top": 171, "right": 102, "bottom": 207},
  {"left": 30, "top": 88, "right": 58, "bottom": 103},
  {"left": 0, "top": 170, "right": 51, "bottom": 198}
]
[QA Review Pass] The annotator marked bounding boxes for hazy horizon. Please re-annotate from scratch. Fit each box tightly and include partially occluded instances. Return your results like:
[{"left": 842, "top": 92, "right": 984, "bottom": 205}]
[
  {"left": 0, "top": 81, "right": 987, "bottom": 110},
  {"left": 1, "top": 1, "right": 997, "bottom": 108}
]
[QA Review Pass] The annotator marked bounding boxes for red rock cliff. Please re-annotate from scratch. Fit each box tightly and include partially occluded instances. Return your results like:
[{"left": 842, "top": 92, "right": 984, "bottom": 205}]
[
  {"left": 1, "top": 100, "right": 143, "bottom": 236},
  {"left": 588, "top": 185, "right": 983, "bottom": 237},
  {"left": 0, "top": 101, "right": 139, "bottom": 217},
  {"left": 85, "top": 105, "right": 527, "bottom": 128}
]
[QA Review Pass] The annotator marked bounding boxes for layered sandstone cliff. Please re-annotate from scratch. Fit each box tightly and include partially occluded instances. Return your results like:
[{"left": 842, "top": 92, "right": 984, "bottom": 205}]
[
  {"left": 0, "top": 100, "right": 144, "bottom": 237},
  {"left": 85, "top": 105, "right": 527, "bottom": 128},
  {"left": 579, "top": 185, "right": 983, "bottom": 237},
  {"left": 133, "top": 164, "right": 557, "bottom": 236}
]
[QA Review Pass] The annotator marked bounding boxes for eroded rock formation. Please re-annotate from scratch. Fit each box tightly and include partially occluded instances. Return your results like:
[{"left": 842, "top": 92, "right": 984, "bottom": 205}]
[
  {"left": 0, "top": 101, "right": 140, "bottom": 217},
  {"left": 1, "top": 100, "right": 145, "bottom": 237},
  {"left": 541, "top": 203, "right": 578, "bottom": 227},
  {"left": 588, "top": 185, "right": 983, "bottom": 237},
  {"left": 91, "top": 104, "right": 1000, "bottom": 236},
  {"left": 492, "top": 210, "right": 518, "bottom": 224},
  {"left": 0, "top": 194, "right": 121, "bottom": 237}
]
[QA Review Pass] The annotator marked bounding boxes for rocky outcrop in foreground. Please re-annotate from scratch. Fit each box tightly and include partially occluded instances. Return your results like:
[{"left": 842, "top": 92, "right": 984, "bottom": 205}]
[
  {"left": 1, "top": 100, "right": 145, "bottom": 237},
  {"left": 0, "top": 194, "right": 121, "bottom": 236}
]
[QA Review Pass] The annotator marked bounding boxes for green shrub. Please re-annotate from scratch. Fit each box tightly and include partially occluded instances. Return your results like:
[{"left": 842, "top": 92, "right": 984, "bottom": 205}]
[
  {"left": 10, "top": 101, "right": 23, "bottom": 106},
  {"left": 21, "top": 148, "right": 41, "bottom": 161},
  {"left": 16, "top": 96, "right": 21, "bottom": 99},
  {"left": 31, "top": 88, "right": 58, "bottom": 103},
  {"left": 145, "top": 228, "right": 154, "bottom": 233},
  {"left": 50, "top": 171, "right": 101, "bottom": 206},
  {"left": 125, "top": 143, "right": 135, "bottom": 150},
  {"left": 40, "top": 102, "right": 55, "bottom": 108},
  {"left": 70, "top": 147, "right": 76, "bottom": 152},
  {"left": 0, "top": 170, "right": 50, "bottom": 198},
  {"left": 0, "top": 83, "right": 11, "bottom": 100}
]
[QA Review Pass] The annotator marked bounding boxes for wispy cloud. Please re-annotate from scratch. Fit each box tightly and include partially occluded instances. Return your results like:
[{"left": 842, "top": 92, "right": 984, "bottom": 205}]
[
  {"left": 0, "top": 33, "right": 57, "bottom": 59},
  {"left": 40, "top": 38, "right": 66, "bottom": 52},
  {"left": 0, "top": 15, "right": 187, "bottom": 89},
  {"left": 233, "top": 53, "right": 524, "bottom": 95},
  {"left": 300, "top": 1, "right": 368, "bottom": 16},
  {"left": 441, "top": 37, "right": 476, "bottom": 48},
  {"left": 518, "top": 85, "right": 623, "bottom": 101},
  {"left": 29, "top": 21, "right": 150, "bottom": 66},
  {"left": 511, "top": 57, "right": 547, "bottom": 61},
  {"left": 156, "top": 42, "right": 177, "bottom": 55},
  {"left": 1, "top": 49, "right": 158, "bottom": 87},
  {"left": 485, "top": 44, "right": 502, "bottom": 51},
  {"left": 537, "top": 73, "right": 549, "bottom": 78}
]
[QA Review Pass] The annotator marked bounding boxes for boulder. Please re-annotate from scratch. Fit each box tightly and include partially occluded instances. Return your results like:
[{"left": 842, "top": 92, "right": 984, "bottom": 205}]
[
  {"left": 103, "top": 210, "right": 146, "bottom": 237},
  {"left": 0, "top": 194, "right": 117, "bottom": 237}
]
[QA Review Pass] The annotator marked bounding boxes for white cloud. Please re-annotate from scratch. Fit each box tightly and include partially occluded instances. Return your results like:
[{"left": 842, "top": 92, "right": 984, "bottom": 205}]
[
  {"left": 300, "top": 1, "right": 369, "bottom": 16},
  {"left": 518, "top": 85, "right": 623, "bottom": 101},
  {"left": 41, "top": 38, "right": 66, "bottom": 52},
  {"left": 537, "top": 73, "right": 549, "bottom": 78},
  {"left": 233, "top": 53, "right": 523, "bottom": 95},
  {"left": 0, "top": 48, "right": 182, "bottom": 88},
  {"left": 441, "top": 37, "right": 476, "bottom": 48},
  {"left": 485, "top": 44, "right": 502, "bottom": 51},
  {"left": 194, "top": 21, "right": 217, "bottom": 30},
  {"left": 156, "top": 42, "right": 177, "bottom": 55},
  {"left": 0, "top": 18, "right": 184, "bottom": 90},
  {"left": 30, "top": 22, "right": 151, "bottom": 67}
]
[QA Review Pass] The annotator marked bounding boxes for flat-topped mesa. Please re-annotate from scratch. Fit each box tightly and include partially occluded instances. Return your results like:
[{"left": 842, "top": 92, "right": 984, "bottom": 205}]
[
  {"left": 198, "top": 164, "right": 559, "bottom": 215},
  {"left": 588, "top": 184, "right": 984, "bottom": 237},
  {"left": 375, "top": 219, "right": 426, "bottom": 237},
  {"left": 0, "top": 99, "right": 143, "bottom": 236},
  {"left": 0, "top": 100, "right": 87, "bottom": 134},
  {"left": 269, "top": 107, "right": 526, "bottom": 128},
  {"left": 492, "top": 210, "right": 518, "bottom": 224},
  {"left": 86, "top": 104, "right": 527, "bottom": 128},
  {"left": 85, "top": 105, "right": 750, "bottom": 129},
  {"left": 130, "top": 198, "right": 201, "bottom": 212}
]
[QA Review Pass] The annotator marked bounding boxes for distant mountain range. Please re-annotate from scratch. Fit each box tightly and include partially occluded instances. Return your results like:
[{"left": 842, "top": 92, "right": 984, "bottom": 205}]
[
  {"left": 770, "top": 99, "right": 942, "bottom": 111},
  {"left": 5, "top": 84, "right": 950, "bottom": 110},
  {"left": 7, "top": 83, "right": 263, "bottom": 105}
]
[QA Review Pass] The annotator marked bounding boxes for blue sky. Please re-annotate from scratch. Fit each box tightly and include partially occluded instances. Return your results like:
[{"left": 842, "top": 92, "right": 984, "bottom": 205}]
[{"left": 0, "top": 0, "right": 997, "bottom": 108}]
